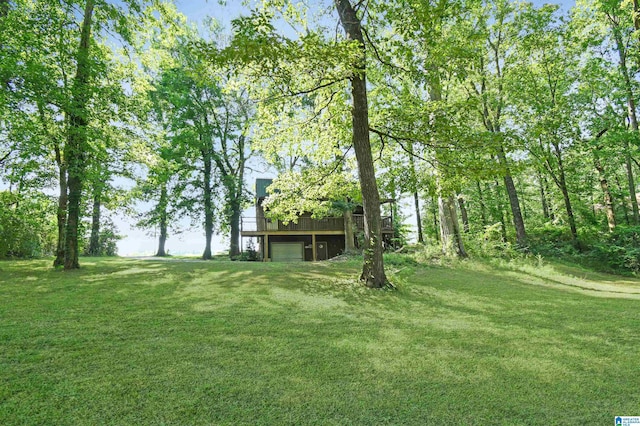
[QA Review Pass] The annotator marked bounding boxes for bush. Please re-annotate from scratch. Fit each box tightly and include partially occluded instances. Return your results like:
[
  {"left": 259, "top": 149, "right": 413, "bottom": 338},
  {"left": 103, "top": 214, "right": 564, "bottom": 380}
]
[
  {"left": 0, "top": 192, "right": 56, "bottom": 259},
  {"left": 235, "top": 240, "right": 259, "bottom": 261},
  {"left": 83, "top": 218, "right": 122, "bottom": 256},
  {"left": 588, "top": 226, "right": 640, "bottom": 274}
]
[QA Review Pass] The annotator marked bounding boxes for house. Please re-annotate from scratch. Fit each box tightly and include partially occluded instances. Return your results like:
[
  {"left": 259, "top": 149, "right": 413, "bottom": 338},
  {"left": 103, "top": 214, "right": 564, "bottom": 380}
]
[{"left": 240, "top": 178, "right": 395, "bottom": 261}]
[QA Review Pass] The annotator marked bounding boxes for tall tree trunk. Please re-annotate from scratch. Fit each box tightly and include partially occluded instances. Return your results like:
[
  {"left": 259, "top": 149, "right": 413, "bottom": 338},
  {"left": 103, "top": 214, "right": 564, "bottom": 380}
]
[
  {"left": 202, "top": 148, "right": 214, "bottom": 260},
  {"left": 457, "top": 193, "right": 470, "bottom": 233},
  {"left": 431, "top": 195, "right": 440, "bottom": 241},
  {"left": 438, "top": 194, "right": 467, "bottom": 257},
  {"left": 615, "top": 175, "right": 631, "bottom": 225},
  {"left": 335, "top": 0, "right": 387, "bottom": 288},
  {"left": 550, "top": 142, "right": 578, "bottom": 242},
  {"left": 64, "top": 0, "right": 95, "bottom": 270},
  {"left": 494, "top": 181, "right": 508, "bottom": 243},
  {"left": 229, "top": 198, "right": 242, "bottom": 258},
  {"left": 430, "top": 76, "right": 466, "bottom": 255},
  {"left": 593, "top": 142, "right": 616, "bottom": 232},
  {"left": 344, "top": 209, "right": 356, "bottom": 252},
  {"left": 595, "top": 159, "right": 616, "bottom": 232},
  {"left": 537, "top": 170, "right": 550, "bottom": 220},
  {"left": 87, "top": 188, "right": 101, "bottom": 255},
  {"left": 413, "top": 191, "right": 424, "bottom": 243},
  {"left": 612, "top": 27, "right": 640, "bottom": 224},
  {"left": 155, "top": 182, "right": 168, "bottom": 256},
  {"left": 408, "top": 145, "right": 424, "bottom": 243},
  {"left": 496, "top": 147, "right": 527, "bottom": 247},
  {"left": 53, "top": 133, "right": 67, "bottom": 267},
  {"left": 476, "top": 181, "right": 488, "bottom": 227}
]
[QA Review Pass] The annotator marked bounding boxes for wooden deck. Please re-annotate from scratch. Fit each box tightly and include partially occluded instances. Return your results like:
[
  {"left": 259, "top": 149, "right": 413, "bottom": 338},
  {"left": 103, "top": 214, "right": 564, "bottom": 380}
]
[{"left": 241, "top": 215, "right": 394, "bottom": 236}]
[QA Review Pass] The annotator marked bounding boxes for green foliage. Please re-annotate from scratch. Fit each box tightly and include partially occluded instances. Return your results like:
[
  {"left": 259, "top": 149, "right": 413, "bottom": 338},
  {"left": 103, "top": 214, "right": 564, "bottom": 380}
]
[
  {"left": 83, "top": 218, "right": 121, "bottom": 257},
  {"left": 0, "top": 191, "right": 56, "bottom": 259},
  {"left": 589, "top": 226, "right": 640, "bottom": 274},
  {"left": 234, "top": 239, "right": 259, "bottom": 261}
]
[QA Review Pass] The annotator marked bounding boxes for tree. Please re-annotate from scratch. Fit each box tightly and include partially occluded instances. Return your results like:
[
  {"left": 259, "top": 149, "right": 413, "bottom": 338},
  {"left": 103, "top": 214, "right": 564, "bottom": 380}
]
[{"left": 334, "top": 0, "right": 388, "bottom": 287}]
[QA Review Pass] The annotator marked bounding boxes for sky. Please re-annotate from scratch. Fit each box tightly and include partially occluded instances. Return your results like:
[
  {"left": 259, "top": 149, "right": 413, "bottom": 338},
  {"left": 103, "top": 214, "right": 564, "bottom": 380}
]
[{"left": 116, "top": 0, "right": 573, "bottom": 256}]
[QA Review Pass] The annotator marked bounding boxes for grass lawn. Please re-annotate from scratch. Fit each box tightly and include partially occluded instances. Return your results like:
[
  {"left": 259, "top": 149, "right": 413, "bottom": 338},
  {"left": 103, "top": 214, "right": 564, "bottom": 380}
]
[{"left": 1, "top": 256, "right": 639, "bottom": 425}]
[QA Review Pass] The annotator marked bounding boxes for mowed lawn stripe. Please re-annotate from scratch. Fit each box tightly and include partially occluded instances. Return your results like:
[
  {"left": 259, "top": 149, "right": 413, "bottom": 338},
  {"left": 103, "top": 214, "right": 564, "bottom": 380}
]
[{"left": 0, "top": 257, "right": 638, "bottom": 425}]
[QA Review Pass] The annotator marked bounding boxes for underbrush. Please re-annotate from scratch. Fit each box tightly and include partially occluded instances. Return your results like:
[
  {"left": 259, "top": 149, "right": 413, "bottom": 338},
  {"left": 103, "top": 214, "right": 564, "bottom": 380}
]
[
  {"left": 391, "top": 224, "right": 640, "bottom": 276},
  {"left": 527, "top": 225, "right": 640, "bottom": 275}
]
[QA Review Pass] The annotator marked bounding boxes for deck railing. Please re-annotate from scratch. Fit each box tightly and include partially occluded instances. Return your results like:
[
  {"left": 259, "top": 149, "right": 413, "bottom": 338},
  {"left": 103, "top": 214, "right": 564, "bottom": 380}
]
[{"left": 241, "top": 214, "right": 394, "bottom": 233}]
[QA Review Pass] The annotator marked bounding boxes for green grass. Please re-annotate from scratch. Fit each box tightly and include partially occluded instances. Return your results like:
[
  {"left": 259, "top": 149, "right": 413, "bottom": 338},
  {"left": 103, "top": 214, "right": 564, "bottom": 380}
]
[{"left": 1, "top": 256, "right": 639, "bottom": 425}]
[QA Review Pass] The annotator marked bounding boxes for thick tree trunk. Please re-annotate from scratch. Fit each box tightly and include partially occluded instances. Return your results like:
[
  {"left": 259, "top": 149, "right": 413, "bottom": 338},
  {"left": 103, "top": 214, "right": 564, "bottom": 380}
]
[
  {"left": 438, "top": 194, "right": 467, "bottom": 257},
  {"left": 64, "top": 0, "right": 95, "bottom": 270},
  {"left": 229, "top": 198, "right": 241, "bottom": 258},
  {"left": 335, "top": 0, "right": 387, "bottom": 288},
  {"left": 344, "top": 209, "right": 356, "bottom": 252},
  {"left": 87, "top": 189, "right": 101, "bottom": 255},
  {"left": 202, "top": 149, "right": 214, "bottom": 260},
  {"left": 496, "top": 147, "right": 527, "bottom": 247}
]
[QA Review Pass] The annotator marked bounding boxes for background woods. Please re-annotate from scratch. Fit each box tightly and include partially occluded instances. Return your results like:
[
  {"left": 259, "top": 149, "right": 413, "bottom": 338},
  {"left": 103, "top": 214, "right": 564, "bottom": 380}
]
[{"left": 2, "top": 0, "right": 640, "bottom": 277}]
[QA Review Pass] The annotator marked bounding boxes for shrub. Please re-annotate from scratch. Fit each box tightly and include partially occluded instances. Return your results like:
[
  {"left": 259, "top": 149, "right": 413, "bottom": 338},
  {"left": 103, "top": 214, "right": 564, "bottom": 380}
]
[
  {"left": 0, "top": 191, "right": 56, "bottom": 259},
  {"left": 236, "top": 240, "right": 259, "bottom": 261},
  {"left": 588, "top": 226, "right": 640, "bottom": 274}
]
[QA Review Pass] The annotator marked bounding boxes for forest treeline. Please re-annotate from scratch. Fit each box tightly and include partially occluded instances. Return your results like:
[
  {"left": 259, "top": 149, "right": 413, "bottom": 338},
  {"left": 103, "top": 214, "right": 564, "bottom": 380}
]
[{"left": 2, "top": 0, "right": 640, "bottom": 278}]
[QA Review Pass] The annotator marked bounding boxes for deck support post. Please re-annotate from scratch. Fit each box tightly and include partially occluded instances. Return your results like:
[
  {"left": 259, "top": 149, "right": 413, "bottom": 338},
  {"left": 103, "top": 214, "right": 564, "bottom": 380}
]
[{"left": 312, "top": 233, "right": 317, "bottom": 261}]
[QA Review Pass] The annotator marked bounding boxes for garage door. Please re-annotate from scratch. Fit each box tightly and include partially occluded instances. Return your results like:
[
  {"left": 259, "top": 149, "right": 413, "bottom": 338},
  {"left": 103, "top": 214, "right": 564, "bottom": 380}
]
[{"left": 271, "top": 242, "right": 304, "bottom": 262}]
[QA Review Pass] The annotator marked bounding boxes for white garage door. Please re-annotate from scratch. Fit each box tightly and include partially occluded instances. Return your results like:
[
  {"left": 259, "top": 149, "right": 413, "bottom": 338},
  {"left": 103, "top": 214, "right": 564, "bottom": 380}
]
[{"left": 271, "top": 242, "right": 304, "bottom": 262}]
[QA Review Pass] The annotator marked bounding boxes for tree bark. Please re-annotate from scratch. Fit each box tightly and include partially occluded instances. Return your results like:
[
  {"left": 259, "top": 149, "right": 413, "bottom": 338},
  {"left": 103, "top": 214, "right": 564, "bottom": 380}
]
[
  {"left": 431, "top": 195, "right": 440, "bottom": 241},
  {"left": 413, "top": 191, "right": 424, "bottom": 243},
  {"left": 155, "top": 182, "right": 168, "bottom": 256},
  {"left": 612, "top": 26, "right": 640, "bottom": 225},
  {"left": 551, "top": 142, "right": 578, "bottom": 242},
  {"left": 64, "top": 0, "right": 95, "bottom": 270},
  {"left": 335, "top": 0, "right": 387, "bottom": 288},
  {"left": 594, "top": 152, "right": 616, "bottom": 232},
  {"left": 344, "top": 209, "right": 356, "bottom": 252},
  {"left": 53, "top": 132, "right": 67, "bottom": 267},
  {"left": 87, "top": 188, "right": 101, "bottom": 255},
  {"left": 494, "top": 181, "right": 508, "bottom": 243},
  {"left": 438, "top": 194, "right": 467, "bottom": 257},
  {"left": 457, "top": 193, "right": 470, "bottom": 233},
  {"left": 537, "top": 170, "right": 550, "bottom": 220},
  {"left": 229, "top": 197, "right": 241, "bottom": 258},
  {"left": 202, "top": 147, "right": 214, "bottom": 260},
  {"left": 408, "top": 145, "right": 424, "bottom": 243},
  {"left": 496, "top": 147, "right": 527, "bottom": 247}
]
